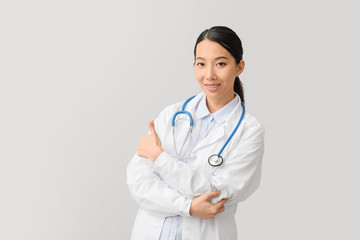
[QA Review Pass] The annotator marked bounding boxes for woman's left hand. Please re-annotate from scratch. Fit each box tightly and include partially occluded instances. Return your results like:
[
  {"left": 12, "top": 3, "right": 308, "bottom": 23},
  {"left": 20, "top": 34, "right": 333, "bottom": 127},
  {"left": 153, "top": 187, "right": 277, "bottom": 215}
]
[{"left": 137, "top": 120, "right": 164, "bottom": 162}]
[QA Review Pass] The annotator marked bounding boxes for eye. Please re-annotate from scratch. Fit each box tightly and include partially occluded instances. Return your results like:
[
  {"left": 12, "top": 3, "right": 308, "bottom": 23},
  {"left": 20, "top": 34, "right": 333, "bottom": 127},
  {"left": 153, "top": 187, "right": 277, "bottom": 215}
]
[
  {"left": 216, "top": 62, "right": 226, "bottom": 67},
  {"left": 196, "top": 62, "right": 205, "bottom": 67}
]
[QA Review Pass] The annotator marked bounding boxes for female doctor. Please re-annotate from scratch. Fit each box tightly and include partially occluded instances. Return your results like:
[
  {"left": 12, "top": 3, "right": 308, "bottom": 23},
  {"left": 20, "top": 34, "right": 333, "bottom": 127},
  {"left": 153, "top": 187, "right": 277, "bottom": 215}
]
[{"left": 127, "top": 26, "right": 265, "bottom": 240}]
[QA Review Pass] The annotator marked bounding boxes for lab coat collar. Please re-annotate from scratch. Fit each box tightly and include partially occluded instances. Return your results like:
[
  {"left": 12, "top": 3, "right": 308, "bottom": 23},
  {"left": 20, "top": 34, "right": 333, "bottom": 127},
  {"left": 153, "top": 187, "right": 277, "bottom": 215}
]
[
  {"left": 187, "top": 91, "right": 205, "bottom": 112},
  {"left": 211, "top": 95, "right": 239, "bottom": 125},
  {"left": 195, "top": 92, "right": 239, "bottom": 125},
  {"left": 195, "top": 95, "right": 210, "bottom": 120},
  {"left": 168, "top": 92, "right": 204, "bottom": 135},
  {"left": 173, "top": 91, "right": 245, "bottom": 131},
  {"left": 171, "top": 92, "right": 246, "bottom": 156},
  {"left": 223, "top": 93, "right": 245, "bottom": 130},
  {"left": 192, "top": 98, "right": 245, "bottom": 155},
  {"left": 174, "top": 92, "right": 205, "bottom": 121},
  {"left": 191, "top": 93, "right": 244, "bottom": 152}
]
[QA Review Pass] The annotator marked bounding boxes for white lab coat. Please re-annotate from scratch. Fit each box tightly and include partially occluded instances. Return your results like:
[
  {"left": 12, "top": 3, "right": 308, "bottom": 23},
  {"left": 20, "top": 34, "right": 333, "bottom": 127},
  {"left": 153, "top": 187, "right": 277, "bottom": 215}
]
[{"left": 127, "top": 92, "right": 265, "bottom": 240}]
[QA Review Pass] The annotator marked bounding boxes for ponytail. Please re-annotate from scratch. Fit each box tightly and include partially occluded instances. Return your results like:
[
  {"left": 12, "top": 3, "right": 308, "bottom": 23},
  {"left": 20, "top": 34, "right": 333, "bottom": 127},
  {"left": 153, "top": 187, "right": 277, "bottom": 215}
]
[{"left": 234, "top": 76, "right": 245, "bottom": 103}]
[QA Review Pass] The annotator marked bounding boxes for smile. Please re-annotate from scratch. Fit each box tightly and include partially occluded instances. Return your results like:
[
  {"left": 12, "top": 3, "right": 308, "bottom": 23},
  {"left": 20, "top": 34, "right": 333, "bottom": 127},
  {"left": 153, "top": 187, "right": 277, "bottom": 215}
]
[{"left": 205, "top": 84, "right": 220, "bottom": 91}]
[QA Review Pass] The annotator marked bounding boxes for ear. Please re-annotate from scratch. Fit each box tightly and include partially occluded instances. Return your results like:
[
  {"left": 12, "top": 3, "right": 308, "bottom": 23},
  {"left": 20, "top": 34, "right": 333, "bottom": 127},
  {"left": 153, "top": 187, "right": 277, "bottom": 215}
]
[{"left": 236, "top": 60, "right": 245, "bottom": 76}]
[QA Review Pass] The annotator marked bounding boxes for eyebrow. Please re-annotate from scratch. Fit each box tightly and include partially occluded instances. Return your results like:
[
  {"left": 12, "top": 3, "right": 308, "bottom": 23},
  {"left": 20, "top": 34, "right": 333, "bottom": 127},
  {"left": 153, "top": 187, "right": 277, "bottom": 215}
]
[{"left": 195, "top": 56, "right": 229, "bottom": 61}]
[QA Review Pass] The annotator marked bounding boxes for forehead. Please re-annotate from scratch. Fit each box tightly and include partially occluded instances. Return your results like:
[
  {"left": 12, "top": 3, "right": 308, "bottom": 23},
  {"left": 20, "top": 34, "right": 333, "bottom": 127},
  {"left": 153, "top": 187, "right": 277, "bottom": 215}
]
[{"left": 195, "top": 39, "right": 231, "bottom": 59}]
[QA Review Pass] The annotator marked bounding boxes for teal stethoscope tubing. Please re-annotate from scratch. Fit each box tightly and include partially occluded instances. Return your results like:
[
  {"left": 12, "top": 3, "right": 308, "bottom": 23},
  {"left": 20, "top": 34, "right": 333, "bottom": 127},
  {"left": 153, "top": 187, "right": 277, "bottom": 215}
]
[{"left": 171, "top": 95, "right": 245, "bottom": 167}]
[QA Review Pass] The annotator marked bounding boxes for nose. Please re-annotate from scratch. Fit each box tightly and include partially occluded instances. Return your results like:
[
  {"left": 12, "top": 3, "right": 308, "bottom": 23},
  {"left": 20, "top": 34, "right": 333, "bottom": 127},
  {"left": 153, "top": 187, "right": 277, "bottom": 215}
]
[{"left": 205, "top": 66, "right": 216, "bottom": 80}]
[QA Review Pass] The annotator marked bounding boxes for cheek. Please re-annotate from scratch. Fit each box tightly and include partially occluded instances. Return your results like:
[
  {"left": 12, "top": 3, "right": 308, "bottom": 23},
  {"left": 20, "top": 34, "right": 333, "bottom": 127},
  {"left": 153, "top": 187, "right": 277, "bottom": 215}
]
[
  {"left": 194, "top": 69, "right": 203, "bottom": 81},
  {"left": 223, "top": 70, "right": 237, "bottom": 84}
]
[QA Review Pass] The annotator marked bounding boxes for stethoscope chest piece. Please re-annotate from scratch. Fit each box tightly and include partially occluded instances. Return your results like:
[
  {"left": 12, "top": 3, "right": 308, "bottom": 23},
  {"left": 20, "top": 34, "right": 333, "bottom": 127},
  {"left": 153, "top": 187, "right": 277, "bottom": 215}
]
[{"left": 208, "top": 154, "right": 224, "bottom": 167}]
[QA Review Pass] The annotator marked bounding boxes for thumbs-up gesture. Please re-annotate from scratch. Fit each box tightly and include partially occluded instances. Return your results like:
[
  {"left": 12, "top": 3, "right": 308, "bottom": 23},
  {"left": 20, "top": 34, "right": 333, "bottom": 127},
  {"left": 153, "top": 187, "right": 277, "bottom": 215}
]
[{"left": 137, "top": 120, "right": 164, "bottom": 162}]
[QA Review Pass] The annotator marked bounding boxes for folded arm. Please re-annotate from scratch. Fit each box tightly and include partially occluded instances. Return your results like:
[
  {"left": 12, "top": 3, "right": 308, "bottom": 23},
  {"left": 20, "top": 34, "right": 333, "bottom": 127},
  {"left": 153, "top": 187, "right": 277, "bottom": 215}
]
[
  {"left": 127, "top": 153, "right": 191, "bottom": 218},
  {"left": 152, "top": 123, "right": 265, "bottom": 205},
  {"left": 128, "top": 103, "right": 228, "bottom": 219}
]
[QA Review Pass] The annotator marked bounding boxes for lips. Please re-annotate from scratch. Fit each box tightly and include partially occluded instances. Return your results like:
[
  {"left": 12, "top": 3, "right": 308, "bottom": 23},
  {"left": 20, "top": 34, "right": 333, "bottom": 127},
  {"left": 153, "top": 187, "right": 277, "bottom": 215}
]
[
  {"left": 205, "top": 84, "right": 220, "bottom": 88},
  {"left": 205, "top": 84, "right": 220, "bottom": 92}
]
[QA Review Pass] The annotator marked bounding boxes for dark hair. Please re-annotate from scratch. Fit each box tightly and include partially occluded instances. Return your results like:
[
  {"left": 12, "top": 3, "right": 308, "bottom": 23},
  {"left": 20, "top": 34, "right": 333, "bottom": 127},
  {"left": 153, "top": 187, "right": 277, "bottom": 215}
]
[{"left": 194, "top": 26, "right": 245, "bottom": 103}]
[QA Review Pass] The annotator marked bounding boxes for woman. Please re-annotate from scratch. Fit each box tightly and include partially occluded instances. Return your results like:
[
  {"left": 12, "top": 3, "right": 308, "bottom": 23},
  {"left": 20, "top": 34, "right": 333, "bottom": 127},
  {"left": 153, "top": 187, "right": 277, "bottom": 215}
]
[{"left": 127, "top": 26, "right": 265, "bottom": 240}]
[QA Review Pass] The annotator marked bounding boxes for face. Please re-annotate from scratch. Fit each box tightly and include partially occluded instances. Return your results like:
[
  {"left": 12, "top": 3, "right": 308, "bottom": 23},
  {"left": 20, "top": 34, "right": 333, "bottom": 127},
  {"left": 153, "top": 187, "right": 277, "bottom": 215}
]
[{"left": 194, "top": 39, "right": 245, "bottom": 105}]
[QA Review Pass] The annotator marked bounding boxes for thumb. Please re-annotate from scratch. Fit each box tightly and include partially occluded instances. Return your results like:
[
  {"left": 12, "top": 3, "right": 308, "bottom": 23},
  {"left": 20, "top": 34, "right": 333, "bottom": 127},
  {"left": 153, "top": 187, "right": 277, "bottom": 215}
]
[
  {"left": 149, "top": 120, "right": 157, "bottom": 136},
  {"left": 204, "top": 191, "right": 221, "bottom": 200}
]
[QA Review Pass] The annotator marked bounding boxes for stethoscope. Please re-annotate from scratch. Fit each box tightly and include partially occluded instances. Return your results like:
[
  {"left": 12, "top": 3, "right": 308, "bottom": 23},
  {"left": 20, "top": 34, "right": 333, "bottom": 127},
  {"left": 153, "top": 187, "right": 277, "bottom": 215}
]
[{"left": 171, "top": 95, "right": 245, "bottom": 167}]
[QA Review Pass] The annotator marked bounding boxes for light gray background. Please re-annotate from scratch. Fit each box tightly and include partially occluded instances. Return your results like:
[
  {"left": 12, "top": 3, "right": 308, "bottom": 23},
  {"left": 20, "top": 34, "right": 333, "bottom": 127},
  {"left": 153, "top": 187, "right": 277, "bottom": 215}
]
[{"left": 1, "top": 0, "right": 359, "bottom": 239}]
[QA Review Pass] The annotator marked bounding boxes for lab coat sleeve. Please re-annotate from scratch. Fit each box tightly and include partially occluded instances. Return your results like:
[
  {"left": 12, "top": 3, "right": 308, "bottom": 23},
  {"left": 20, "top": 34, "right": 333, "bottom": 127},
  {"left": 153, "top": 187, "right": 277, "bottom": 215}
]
[
  {"left": 152, "top": 121, "right": 265, "bottom": 206},
  {"left": 127, "top": 103, "right": 192, "bottom": 218},
  {"left": 127, "top": 153, "right": 192, "bottom": 217}
]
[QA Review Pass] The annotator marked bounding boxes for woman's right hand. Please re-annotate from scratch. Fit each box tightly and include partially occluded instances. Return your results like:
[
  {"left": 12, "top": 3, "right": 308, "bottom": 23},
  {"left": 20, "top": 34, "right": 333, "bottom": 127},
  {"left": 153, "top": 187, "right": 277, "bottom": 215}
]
[{"left": 189, "top": 191, "right": 228, "bottom": 220}]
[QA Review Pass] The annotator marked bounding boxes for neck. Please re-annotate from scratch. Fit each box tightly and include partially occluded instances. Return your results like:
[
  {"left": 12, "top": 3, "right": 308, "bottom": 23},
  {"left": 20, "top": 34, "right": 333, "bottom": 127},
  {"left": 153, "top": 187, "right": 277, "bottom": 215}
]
[{"left": 206, "top": 93, "right": 235, "bottom": 113}]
